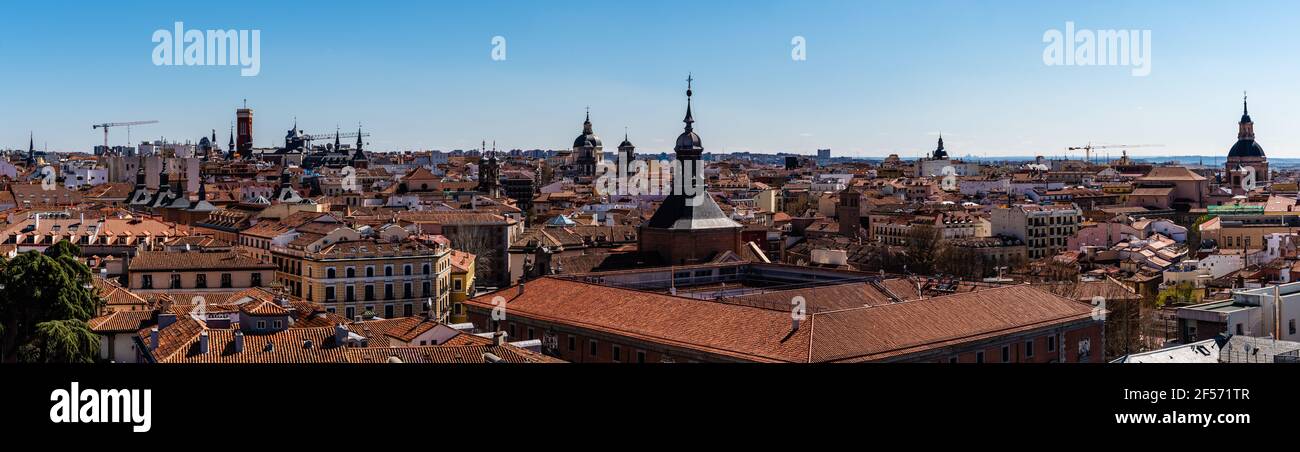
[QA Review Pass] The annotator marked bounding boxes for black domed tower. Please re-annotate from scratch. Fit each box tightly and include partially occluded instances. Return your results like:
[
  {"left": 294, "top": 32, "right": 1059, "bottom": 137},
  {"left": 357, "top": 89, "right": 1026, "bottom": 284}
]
[
  {"left": 638, "top": 75, "right": 743, "bottom": 265},
  {"left": 1225, "top": 92, "right": 1268, "bottom": 188},
  {"left": 572, "top": 109, "right": 603, "bottom": 180},
  {"left": 617, "top": 129, "right": 636, "bottom": 177}
]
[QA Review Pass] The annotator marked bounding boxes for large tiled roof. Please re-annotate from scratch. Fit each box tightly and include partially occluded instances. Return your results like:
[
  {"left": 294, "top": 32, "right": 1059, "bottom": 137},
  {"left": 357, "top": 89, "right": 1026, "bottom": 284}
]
[
  {"left": 128, "top": 250, "right": 275, "bottom": 271},
  {"left": 468, "top": 278, "right": 1095, "bottom": 363},
  {"left": 89, "top": 310, "right": 155, "bottom": 333}
]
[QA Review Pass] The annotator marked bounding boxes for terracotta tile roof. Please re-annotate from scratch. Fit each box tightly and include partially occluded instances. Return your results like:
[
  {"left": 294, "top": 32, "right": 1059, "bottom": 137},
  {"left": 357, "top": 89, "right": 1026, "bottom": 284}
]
[
  {"left": 808, "top": 285, "right": 1095, "bottom": 362},
  {"left": 128, "top": 250, "right": 275, "bottom": 271},
  {"left": 89, "top": 310, "right": 154, "bottom": 333},
  {"left": 396, "top": 211, "right": 512, "bottom": 225},
  {"left": 94, "top": 277, "right": 151, "bottom": 310},
  {"left": 239, "top": 299, "right": 290, "bottom": 316},
  {"left": 141, "top": 325, "right": 350, "bottom": 364},
  {"left": 345, "top": 344, "right": 564, "bottom": 363},
  {"left": 469, "top": 278, "right": 1095, "bottom": 363},
  {"left": 720, "top": 283, "right": 894, "bottom": 313},
  {"left": 378, "top": 316, "right": 439, "bottom": 342},
  {"left": 448, "top": 250, "right": 475, "bottom": 273},
  {"left": 241, "top": 221, "right": 293, "bottom": 239},
  {"left": 1139, "top": 166, "right": 1207, "bottom": 182},
  {"left": 467, "top": 277, "right": 813, "bottom": 362}
]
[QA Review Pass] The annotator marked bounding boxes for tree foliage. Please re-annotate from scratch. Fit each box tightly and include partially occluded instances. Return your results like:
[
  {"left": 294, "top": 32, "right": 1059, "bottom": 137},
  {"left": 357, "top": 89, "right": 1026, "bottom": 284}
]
[{"left": 0, "top": 241, "right": 102, "bottom": 363}]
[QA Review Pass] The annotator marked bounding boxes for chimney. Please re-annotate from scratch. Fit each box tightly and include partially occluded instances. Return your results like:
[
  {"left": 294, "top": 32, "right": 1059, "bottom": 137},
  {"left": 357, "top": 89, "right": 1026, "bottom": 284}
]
[
  {"left": 149, "top": 327, "right": 159, "bottom": 351},
  {"left": 198, "top": 330, "right": 209, "bottom": 354},
  {"left": 335, "top": 323, "right": 349, "bottom": 347},
  {"left": 482, "top": 352, "right": 503, "bottom": 363},
  {"left": 158, "top": 312, "right": 177, "bottom": 329},
  {"left": 518, "top": 282, "right": 525, "bottom": 296},
  {"left": 233, "top": 330, "right": 245, "bottom": 353},
  {"left": 493, "top": 330, "right": 507, "bottom": 346}
]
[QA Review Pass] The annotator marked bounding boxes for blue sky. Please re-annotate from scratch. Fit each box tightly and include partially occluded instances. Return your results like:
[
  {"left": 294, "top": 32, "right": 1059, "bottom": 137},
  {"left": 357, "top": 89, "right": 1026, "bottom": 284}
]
[{"left": 3, "top": 0, "right": 1298, "bottom": 159}]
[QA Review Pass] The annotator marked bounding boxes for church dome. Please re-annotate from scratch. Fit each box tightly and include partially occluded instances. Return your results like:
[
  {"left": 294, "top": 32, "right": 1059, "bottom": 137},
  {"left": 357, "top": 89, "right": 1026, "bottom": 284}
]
[
  {"left": 573, "top": 112, "right": 602, "bottom": 149},
  {"left": 1228, "top": 139, "right": 1264, "bottom": 158},
  {"left": 675, "top": 130, "right": 701, "bottom": 151},
  {"left": 573, "top": 132, "right": 602, "bottom": 149}
]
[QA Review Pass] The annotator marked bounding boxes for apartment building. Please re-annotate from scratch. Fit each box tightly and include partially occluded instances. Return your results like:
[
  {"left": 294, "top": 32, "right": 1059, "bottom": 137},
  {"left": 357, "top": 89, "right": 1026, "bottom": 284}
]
[
  {"left": 991, "top": 204, "right": 1082, "bottom": 260},
  {"left": 273, "top": 237, "right": 453, "bottom": 322}
]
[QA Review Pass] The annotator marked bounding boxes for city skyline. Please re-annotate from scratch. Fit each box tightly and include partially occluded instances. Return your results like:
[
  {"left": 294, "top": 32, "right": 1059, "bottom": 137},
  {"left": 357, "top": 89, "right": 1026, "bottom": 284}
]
[{"left": 4, "top": 1, "right": 1300, "bottom": 157}]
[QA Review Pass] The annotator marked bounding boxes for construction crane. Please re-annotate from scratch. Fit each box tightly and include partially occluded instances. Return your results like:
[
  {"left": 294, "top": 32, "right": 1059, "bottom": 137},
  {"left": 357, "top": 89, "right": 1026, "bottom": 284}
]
[
  {"left": 302, "top": 130, "right": 370, "bottom": 147},
  {"left": 1067, "top": 143, "right": 1164, "bottom": 164},
  {"left": 92, "top": 120, "right": 159, "bottom": 149}
]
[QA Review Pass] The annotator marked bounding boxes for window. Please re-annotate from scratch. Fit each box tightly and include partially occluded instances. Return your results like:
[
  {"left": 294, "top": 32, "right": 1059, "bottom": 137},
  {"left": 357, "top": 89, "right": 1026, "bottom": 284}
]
[
  {"left": 568, "top": 336, "right": 576, "bottom": 351},
  {"left": 1001, "top": 345, "right": 1010, "bottom": 363},
  {"left": 251, "top": 273, "right": 262, "bottom": 287},
  {"left": 612, "top": 345, "right": 622, "bottom": 362},
  {"left": 169, "top": 274, "right": 182, "bottom": 289},
  {"left": 423, "top": 263, "right": 430, "bottom": 275},
  {"left": 256, "top": 321, "right": 266, "bottom": 329},
  {"left": 404, "top": 282, "right": 412, "bottom": 299},
  {"left": 327, "top": 267, "right": 337, "bottom": 279},
  {"left": 589, "top": 340, "right": 598, "bottom": 356},
  {"left": 636, "top": 350, "right": 646, "bottom": 364},
  {"left": 384, "top": 305, "right": 394, "bottom": 318},
  {"left": 403, "top": 303, "right": 412, "bottom": 316},
  {"left": 1236, "top": 323, "right": 1244, "bottom": 335},
  {"left": 346, "top": 267, "right": 356, "bottom": 278},
  {"left": 509, "top": 323, "right": 517, "bottom": 338},
  {"left": 325, "top": 286, "right": 336, "bottom": 301},
  {"left": 272, "top": 320, "right": 282, "bottom": 329},
  {"left": 454, "top": 303, "right": 462, "bottom": 315},
  {"left": 975, "top": 351, "right": 985, "bottom": 363},
  {"left": 454, "top": 279, "right": 463, "bottom": 291},
  {"left": 366, "top": 266, "right": 375, "bottom": 278},
  {"left": 948, "top": 356, "right": 958, "bottom": 364},
  {"left": 141, "top": 275, "right": 153, "bottom": 289},
  {"left": 345, "top": 306, "right": 355, "bottom": 319},
  {"left": 195, "top": 274, "right": 207, "bottom": 289},
  {"left": 385, "top": 265, "right": 393, "bottom": 277},
  {"left": 527, "top": 327, "right": 535, "bottom": 340},
  {"left": 345, "top": 285, "right": 355, "bottom": 302},
  {"left": 1047, "top": 336, "right": 1056, "bottom": 352},
  {"left": 385, "top": 284, "right": 394, "bottom": 300},
  {"left": 1025, "top": 340, "right": 1035, "bottom": 358},
  {"left": 1291, "top": 319, "right": 1297, "bottom": 336},
  {"left": 422, "top": 281, "right": 431, "bottom": 297},
  {"left": 404, "top": 264, "right": 412, "bottom": 276}
]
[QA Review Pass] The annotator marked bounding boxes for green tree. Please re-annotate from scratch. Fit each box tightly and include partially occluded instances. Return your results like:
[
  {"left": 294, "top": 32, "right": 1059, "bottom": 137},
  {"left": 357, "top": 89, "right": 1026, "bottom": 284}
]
[{"left": 0, "top": 240, "right": 102, "bottom": 363}]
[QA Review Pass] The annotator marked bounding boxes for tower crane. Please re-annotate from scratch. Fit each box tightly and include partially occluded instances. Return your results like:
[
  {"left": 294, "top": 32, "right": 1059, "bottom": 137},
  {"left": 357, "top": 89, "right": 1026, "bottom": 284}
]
[
  {"left": 92, "top": 120, "right": 159, "bottom": 149},
  {"left": 1067, "top": 143, "right": 1164, "bottom": 164}
]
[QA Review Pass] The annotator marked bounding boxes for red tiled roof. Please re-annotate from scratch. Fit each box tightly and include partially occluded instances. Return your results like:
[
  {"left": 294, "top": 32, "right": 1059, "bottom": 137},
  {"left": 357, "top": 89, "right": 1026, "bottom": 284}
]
[{"left": 128, "top": 250, "right": 275, "bottom": 271}]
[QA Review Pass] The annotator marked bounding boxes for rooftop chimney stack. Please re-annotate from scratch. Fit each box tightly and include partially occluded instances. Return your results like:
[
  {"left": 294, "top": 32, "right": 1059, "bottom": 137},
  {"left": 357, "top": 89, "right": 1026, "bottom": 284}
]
[
  {"left": 149, "top": 327, "right": 159, "bottom": 351},
  {"left": 198, "top": 330, "right": 209, "bottom": 354},
  {"left": 518, "top": 283, "right": 525, "bottom": 296},
  {"left": 493, "top": 331, "right": 507, "bottom": 346},
  {"left": 335, "top": 323, "right": 349, "bottom": 347}
]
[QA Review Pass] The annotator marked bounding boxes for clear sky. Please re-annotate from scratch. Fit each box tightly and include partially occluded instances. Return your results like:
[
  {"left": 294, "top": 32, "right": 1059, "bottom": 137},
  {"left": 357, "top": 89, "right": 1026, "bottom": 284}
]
[{"left": 3, "top": 0, "right": 1298, "bottom": 159}]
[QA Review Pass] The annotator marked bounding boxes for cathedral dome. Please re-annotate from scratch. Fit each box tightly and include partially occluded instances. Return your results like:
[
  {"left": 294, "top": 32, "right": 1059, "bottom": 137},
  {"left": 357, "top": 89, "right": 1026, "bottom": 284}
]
[
  {"left": 573, "top": 111, "right": 602, "bottom": 149},
  {"left": 1228, "top": 139, "right": 1264, "bottom": 158},
  {"left": 573, "top": 132, "right": 602, "bottom": 149}
]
